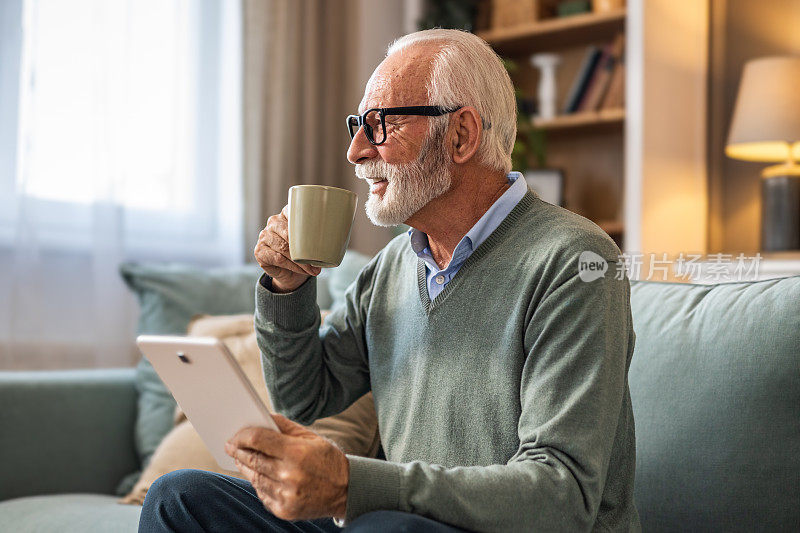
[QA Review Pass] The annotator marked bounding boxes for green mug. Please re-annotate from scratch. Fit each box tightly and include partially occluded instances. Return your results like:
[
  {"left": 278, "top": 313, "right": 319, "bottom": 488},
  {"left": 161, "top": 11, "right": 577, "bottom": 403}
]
[{"left": 288, "top": 185, "right": 358, "bottom": 268}]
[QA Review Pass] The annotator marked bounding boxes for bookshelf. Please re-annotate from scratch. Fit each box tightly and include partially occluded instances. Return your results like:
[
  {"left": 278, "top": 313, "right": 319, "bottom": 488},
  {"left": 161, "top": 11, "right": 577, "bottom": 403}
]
[
  {"left": 477, "top": 9, "right": 626, "bottom": 55},
  {"left": 473, "top": 1, "right": 718, "bottom": 272},
  {"left": 477, "top": 7, "right": 627, "bottom": 246}
]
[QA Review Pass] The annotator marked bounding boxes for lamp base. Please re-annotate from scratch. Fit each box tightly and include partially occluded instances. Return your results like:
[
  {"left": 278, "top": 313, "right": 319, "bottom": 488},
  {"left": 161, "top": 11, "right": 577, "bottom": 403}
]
[{"left": 761, "top": 174, "right": 800, "bottom": 251}]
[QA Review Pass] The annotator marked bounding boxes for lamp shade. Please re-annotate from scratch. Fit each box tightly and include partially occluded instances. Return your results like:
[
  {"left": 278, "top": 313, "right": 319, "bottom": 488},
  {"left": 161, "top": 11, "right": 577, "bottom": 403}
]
[{"left": 726, "top": 56, "right": 800, "bottom": 163}]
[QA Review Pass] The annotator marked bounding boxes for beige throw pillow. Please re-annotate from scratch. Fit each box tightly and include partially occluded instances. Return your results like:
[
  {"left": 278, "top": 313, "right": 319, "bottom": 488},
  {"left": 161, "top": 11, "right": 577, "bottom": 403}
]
[{"left": 120, "top": 313, "right": 380, "bottom": 505}]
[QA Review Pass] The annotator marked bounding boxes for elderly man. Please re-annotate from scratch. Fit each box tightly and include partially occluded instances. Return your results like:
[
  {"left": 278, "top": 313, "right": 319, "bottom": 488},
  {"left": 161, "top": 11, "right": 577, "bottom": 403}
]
[{"left": 140, "top": 29, "right": 640, "bottom": 532}]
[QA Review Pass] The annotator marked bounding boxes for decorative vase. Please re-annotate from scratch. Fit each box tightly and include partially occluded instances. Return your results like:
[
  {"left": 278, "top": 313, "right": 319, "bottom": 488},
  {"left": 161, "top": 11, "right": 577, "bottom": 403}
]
[{"left": 530, "top": 53, "right": 561, "bottom": 120}]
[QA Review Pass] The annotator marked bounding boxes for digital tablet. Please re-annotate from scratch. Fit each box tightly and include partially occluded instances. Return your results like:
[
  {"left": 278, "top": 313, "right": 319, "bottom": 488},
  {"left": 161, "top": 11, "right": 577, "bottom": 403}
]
[{"left": 136, "top": 335, "right": 280, "bottom": 472}]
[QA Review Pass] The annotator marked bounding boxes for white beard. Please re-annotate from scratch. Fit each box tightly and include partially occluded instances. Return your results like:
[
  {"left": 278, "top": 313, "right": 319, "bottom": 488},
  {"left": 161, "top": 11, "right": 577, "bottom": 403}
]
[{"left": 355, "top": 126, "right": 452, "bottom": 227}]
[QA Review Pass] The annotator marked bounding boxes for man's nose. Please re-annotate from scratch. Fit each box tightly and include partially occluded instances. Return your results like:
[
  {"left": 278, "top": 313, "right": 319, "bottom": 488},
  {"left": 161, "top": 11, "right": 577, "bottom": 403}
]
[{"left": 347, "top": 126, "right": 379, "bottom": 165}]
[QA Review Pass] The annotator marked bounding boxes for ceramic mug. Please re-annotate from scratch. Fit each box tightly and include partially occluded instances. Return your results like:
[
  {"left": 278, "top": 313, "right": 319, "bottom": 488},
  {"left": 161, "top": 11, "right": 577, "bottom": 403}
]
[{"left": 287, "top": 185, "right": 358, "bottom": 268}]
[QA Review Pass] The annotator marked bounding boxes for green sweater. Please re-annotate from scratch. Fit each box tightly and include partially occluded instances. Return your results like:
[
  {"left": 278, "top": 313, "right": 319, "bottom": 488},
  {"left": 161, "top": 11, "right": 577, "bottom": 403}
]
[{"left": 255, "top": 191, "right": 641, "bottom": 532}]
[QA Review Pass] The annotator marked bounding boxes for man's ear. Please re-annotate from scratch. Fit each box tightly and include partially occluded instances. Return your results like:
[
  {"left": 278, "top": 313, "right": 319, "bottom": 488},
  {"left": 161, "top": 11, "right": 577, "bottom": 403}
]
[{"left": 450, "top": 106, "right": 482, "bottom": 165}]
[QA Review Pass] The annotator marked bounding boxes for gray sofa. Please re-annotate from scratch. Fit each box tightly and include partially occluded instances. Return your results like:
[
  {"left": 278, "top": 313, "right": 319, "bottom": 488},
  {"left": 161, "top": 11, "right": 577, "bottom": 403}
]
[{"left": 1, "top": 275, "right": 798, "bottom": 532}]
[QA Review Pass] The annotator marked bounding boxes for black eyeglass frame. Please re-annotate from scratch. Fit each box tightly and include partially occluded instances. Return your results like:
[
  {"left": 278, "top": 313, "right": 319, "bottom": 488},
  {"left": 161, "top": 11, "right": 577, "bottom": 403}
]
[{"left": 346, "top": 105, "right": 463, "bottom": 146}]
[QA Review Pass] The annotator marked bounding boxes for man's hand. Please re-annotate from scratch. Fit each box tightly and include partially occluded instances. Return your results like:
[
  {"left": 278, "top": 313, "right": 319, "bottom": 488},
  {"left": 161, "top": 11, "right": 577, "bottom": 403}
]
[
  {"left": 225, "top": 414, "right": 349, "bottom": 522},
  {"left": 254, "top": 205, "right": 321, "bottom": 293}
]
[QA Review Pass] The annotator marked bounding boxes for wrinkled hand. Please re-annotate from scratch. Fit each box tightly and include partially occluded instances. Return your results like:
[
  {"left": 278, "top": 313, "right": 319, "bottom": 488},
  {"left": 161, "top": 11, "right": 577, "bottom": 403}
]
[
  {"left": 225, "top": 414, "right": 349, "bottom": 522},
  {"left": 254, "top": 205, "right": 321, "bottom": 293}
]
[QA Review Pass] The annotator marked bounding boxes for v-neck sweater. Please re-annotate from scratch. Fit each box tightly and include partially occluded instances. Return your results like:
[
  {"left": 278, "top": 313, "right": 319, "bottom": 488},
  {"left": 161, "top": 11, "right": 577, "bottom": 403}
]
[
  {"left": 410, "top": 170, "right": 527, "bottom": 300},
  {"left": 255, "top": 190, "right": 641, "bottom": 532}
]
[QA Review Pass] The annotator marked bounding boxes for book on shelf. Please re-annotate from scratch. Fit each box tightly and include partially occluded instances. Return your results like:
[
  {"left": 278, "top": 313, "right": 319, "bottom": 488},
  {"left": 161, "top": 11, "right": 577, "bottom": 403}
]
[
  {"left": 561, "top": 33, "right": 626, "bottom": 115},
  {"left": 578, "top": 33, "right": 625, "bottom": 112},
  {"left": 562, "top": 46, "right": 603, "bottom": 114},
  {"left": 600, "top": 42, "right": 625, "bottom": 110}
]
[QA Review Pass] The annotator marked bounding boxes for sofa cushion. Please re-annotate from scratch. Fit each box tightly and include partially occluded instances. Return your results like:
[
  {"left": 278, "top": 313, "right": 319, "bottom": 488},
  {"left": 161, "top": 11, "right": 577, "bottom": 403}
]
[
  {"left": 0, "top": 494, "right": 140, "bottom": 532},
  {"left": 118, "top": 262, "right": 263, "bottom": 492},
  {"left": 628, "top": 275, "right": 800, "bottom": 532},
  {"left": 118, "top": 252, "right": 372, "bottom": 494}
]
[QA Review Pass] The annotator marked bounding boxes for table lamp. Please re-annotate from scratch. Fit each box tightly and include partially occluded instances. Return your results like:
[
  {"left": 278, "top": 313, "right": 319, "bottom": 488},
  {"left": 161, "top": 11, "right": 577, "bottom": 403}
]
[{"left": 726, "top": 56, "right": 800, "bottom": 251}]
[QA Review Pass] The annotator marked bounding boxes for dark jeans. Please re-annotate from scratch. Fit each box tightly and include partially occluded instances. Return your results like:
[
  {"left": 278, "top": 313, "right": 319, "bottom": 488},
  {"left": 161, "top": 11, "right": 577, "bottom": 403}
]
[{"left": 138, "top": 469, "right": 469, "bottom": 533}]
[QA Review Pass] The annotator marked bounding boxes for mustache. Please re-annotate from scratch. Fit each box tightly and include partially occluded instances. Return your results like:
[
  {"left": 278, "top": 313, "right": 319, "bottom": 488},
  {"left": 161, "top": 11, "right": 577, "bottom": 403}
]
[{"left": 355, "top": 160, "right": 397, "bottom": 181}]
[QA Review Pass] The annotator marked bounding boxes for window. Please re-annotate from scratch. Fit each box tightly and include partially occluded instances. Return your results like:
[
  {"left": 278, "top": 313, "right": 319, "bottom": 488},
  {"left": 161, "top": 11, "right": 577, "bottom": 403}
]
[
  {"left": 0, "top": 0, "right": 243, "bottom": 369},
  {"left": 1, "top": 0, "right": 242, "bottom": 262}
]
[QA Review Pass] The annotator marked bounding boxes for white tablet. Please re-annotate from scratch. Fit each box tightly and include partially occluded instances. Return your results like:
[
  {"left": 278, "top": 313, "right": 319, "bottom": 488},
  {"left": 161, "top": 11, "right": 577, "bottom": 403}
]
[{"left": 136, "top": 335, "right": 280, "bottom": 472}]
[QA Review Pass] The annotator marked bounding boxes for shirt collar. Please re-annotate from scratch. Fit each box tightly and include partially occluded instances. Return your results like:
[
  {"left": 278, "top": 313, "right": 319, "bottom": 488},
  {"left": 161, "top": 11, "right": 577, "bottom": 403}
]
[{"left": 407, "top": 171, "right": 526, "bottom": 255}]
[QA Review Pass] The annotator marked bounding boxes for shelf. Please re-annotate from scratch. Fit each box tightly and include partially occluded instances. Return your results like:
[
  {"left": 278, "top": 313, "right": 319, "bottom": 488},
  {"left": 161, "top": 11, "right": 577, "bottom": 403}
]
[
  {"left": 477, "top": 9, "right": 626, "bottom": 56},
  {"left": 531, "top": 108, "right": 625, "bottom": 131}
]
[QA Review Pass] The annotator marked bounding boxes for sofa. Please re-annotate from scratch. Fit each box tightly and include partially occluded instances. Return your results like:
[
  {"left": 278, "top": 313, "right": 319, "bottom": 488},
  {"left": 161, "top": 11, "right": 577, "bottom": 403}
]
[{"left": 1, "top": 265, "right": 798, "bottom": 532}]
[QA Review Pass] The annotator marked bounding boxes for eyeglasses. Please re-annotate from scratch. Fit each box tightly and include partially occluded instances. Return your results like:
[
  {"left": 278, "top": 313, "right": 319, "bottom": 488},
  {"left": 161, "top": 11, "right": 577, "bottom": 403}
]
[{"left": 346, "top": 105, "right": 462, "bottom": 146}]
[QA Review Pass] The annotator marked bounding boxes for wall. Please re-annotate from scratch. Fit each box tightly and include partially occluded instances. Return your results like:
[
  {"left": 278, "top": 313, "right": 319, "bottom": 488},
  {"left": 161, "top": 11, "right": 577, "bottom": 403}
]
[
  {"left": 626, "top": 0, "right": 710, "bottom": 263},
  {"left": 708, "top": 0, "right": 800, "bottom": 253}
]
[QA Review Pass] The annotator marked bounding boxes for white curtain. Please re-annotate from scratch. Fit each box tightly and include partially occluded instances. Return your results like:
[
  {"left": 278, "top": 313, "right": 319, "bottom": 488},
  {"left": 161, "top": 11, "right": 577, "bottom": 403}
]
[{"left": 0, "top": 0, "right": 243, "bottom": 369}]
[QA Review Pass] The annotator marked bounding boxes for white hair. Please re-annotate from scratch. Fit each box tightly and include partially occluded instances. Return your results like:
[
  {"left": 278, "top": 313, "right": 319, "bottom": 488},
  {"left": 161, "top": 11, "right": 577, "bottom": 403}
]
[{"left": 387, "top": 29, "right": 516, "bottom": 175}]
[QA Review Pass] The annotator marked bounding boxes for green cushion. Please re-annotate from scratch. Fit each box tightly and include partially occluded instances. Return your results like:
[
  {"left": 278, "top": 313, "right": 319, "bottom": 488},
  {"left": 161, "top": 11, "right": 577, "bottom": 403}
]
[
  {"left": 118, "top": 252, "right": 372, "bottom": 494},
  {"left": 628, "top": 276, "right": 800, "bottom": 532},
  {"left": 119, "top": 262, "right": 265, "bottom": 335},
  {"left": 119, "top": 262, "right": 263, "bottom": 490},
  {"left": 327, "top": 249, "right": 372, "bottom": 310},
  {"left": 0, "top": 494, "right": 140, "bottom": 532},
  {"left": 315, "top": 269, "right": 334, "bottom": 310}
]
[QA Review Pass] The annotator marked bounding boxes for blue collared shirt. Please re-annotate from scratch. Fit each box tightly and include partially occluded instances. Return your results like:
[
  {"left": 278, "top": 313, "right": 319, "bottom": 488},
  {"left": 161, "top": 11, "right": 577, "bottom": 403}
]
[{"left": 409, "top": 171, "right": 528, "bottom": 300}]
